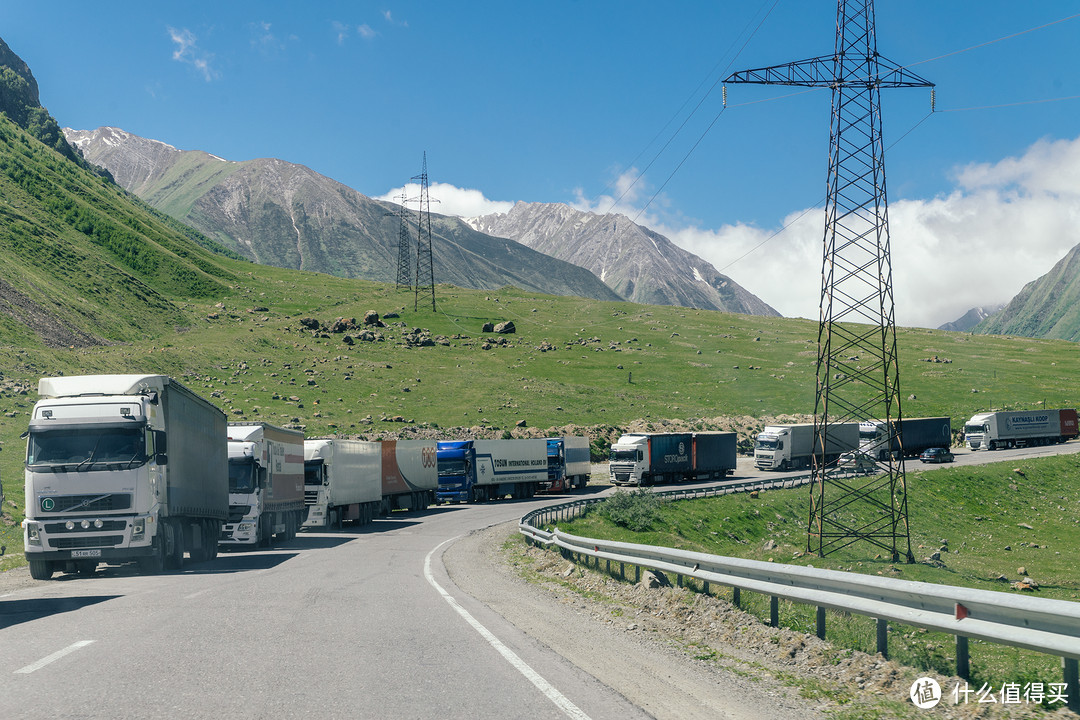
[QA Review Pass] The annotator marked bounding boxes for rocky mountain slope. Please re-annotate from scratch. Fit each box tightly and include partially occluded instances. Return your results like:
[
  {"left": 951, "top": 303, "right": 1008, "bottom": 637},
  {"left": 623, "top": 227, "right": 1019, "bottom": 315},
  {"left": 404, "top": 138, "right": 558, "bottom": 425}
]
[
  {"left": 466, "top": 202, "right": 779, "bottom": 316},
  {"left": 975, "top": 245, "right": 1080, "bottom": 341},
  {"left": 938, "top": 304, "right": 1003, "bottom": 333},
  {"left": 65, "top": 127, "right": 622, "bottom": 303}
]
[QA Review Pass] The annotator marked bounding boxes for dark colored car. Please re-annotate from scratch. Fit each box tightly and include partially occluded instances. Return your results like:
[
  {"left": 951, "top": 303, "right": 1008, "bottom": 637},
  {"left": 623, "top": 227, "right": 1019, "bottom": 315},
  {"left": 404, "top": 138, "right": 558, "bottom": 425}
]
[{"left": 919, "top": 447, "right": 954, "bottom": 464}]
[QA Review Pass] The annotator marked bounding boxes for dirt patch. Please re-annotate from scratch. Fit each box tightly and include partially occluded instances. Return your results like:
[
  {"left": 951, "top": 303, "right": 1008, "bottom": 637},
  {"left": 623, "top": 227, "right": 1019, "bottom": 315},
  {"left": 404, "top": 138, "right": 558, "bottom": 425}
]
[{"left": 0, "top": 276, "right": 101, "bottom": 348}]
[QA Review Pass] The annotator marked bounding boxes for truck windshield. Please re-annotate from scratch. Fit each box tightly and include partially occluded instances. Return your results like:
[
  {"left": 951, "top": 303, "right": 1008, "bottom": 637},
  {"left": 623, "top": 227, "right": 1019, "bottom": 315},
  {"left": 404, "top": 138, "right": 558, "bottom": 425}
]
[
  {"left": 754, "top": 439, "right": 778, "bottom": 450},
  {"left": 859, "top": 430, "right": 879, "bottom": 441},
  {"left": 965, "top": 424, "right": 987, "bottom": 435},
  {"left": 229, "top": 458, "right": 257, "bottom": 493},
  {"left": 438, "top": 459, "right": 466, "bottom": 475},
  {"left": 27, "top": 427, "right": 146, "bottom": 469},
  {"left": 609, "top": 449, "right": 636, "bottom": 462},
  {"left": 304, "top": 460, "right": 324, "bottom": 486}
]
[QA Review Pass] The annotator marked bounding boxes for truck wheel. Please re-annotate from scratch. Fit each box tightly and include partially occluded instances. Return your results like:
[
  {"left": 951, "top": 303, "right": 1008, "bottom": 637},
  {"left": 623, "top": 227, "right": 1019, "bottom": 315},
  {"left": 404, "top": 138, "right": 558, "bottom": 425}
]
[
  {"left": 779, "top": 460, "right": 789, "bottom": 472},
  {"left": 166, "top": 522, "right": 185, "bottom": 570},
  {"left": 988, "top": 441, "right": 997, "bottom": 450},
  {"left": 138, "top": 536, "right": 166, "bottom": 575},
  {"left": 29, "top": 559, "right": 54, "bottom": 580}
]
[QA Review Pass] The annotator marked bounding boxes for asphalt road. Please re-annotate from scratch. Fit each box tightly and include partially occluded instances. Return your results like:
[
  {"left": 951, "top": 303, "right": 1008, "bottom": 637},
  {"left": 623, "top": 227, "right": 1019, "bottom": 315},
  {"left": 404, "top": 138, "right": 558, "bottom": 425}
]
[{"left": 2, "top": 441, "right": 1077, "bottom": 719}]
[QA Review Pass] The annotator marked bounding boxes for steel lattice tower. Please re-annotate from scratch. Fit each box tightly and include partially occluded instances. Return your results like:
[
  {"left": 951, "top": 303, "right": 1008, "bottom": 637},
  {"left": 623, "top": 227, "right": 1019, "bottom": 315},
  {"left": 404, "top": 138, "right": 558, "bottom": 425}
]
[
  {"left": 392, "top": 189, "right": 413, "bottom": 291},
  {"left": 725, "top": 1, "right": 932, "bottom": 561},
  {"left": 413, "top": 152, "right": 436, "bottom": 312}
]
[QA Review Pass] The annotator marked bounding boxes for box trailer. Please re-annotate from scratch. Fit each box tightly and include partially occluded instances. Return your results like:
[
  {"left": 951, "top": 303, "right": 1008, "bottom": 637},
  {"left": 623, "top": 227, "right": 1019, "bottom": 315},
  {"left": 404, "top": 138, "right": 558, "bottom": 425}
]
[
  {"left": 222, "top": 423, "right": 305, "bottom": 547},
  {"left": 754, "top": 423, "right": 859, "bottom": 471},
  {"left": 964, "top": 409, "right": 1079, "bottom": 450},
  {"left": 437, "top": 439, "right": 548, "bottom": 502}
]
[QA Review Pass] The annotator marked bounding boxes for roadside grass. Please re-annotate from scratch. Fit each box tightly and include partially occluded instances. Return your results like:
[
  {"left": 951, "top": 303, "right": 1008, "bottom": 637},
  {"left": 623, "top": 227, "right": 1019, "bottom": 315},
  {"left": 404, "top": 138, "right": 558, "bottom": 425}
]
[{"left": 557, "top": 454, "right": 1080, "bottom": 700}]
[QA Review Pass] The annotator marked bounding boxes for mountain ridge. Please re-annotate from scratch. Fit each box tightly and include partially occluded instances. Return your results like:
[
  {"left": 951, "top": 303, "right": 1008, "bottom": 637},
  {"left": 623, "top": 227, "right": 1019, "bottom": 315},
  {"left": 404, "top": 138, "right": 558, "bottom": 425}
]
[
  {"left": 466, "top": 201, "right": 779, "bottom": 316},
  {"left": 65, "top": 127, "right": 623, "bottom": 303}
]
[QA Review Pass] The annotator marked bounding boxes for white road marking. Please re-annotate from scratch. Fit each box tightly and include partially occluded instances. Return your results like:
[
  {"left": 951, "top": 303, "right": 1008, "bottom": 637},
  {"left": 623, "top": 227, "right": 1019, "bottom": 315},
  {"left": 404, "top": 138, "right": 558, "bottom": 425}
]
[
  {"left": 184, "top": 588, "right": 213, "bottom": 600},
  {"left": 424, "top": 538, "right": 592, "bottom": 720},
  {"left": 14, "top": 640, "right": 95, "bottom": 674}
]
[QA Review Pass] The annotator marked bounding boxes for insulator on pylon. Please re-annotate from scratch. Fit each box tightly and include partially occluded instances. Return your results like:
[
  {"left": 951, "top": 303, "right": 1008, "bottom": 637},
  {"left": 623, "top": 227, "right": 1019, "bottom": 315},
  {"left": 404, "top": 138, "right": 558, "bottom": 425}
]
[
  {"left": 722, "top": 85, "right": 727, "bottom": 107},
  {"left": 930, "top": 88, "right": 936, "bottom": 112}
]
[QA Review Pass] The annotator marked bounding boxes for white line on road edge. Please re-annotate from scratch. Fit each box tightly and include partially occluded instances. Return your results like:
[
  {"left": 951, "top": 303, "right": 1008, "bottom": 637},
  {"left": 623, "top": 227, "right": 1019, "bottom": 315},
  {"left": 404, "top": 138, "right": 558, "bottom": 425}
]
[
  {"left": 425, "top": 538, "right": 592, "bottom": 720},
  {"left": 14, "top": 640, "right": 95, "bottom": 674}
]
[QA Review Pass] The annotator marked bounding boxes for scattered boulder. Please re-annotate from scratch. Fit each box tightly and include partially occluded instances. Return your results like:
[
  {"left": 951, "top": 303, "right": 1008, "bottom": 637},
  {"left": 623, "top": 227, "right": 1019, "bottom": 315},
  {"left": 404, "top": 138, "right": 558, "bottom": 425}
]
[
  {"left": 363, "top": 311, "right": 385, "bottom": 327},
  {"left": 494, "top": 321, "right": 516, "bottom": 334},
  {"left": 481, "top": 322, "right": 495, "bottom": 333},
  {"left": 640, "top": 570, "right": 671, "bottom": 589},
  {"left": 299, "top": 317, "right": 320, "bottom": 330}
]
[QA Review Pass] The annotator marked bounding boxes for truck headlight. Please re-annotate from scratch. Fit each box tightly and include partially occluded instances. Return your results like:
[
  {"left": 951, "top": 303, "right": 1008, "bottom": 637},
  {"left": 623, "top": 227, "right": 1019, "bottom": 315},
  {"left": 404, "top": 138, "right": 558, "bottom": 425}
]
[
  {"left": 238, "top": 523, "right": 254, "bottom": 532},
  {"left": 132, "top": 518, "right": 145, "bottom": 539},
  {"left": 25, "top": 522, "right": 41, "bottom": 546}
]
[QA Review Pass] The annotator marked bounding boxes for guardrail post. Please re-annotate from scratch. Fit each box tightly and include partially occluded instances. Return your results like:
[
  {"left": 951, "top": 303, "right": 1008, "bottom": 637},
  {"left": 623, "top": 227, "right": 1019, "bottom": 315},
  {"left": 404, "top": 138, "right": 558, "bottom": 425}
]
[
  {"left": 619, "top": 562, "right": 625, "bottom": 581},
  {"left": 677, "top": 574, "right": 683, "bottom": 588},
  {"left": 816, "top": 606, "right": 826, "bottom": 640},
  {"left": 956, "top": 636, "right": 969, "bottom": 680},
  {"left": 634, "top": 565, "right": 640, "bottom": 583},
  {"left": 703, "top": 580, "right": 710, "bottom": 596},
  {"left": 732, "top": 587, "right": 741, "bottom": 609},
  {"left": 1063, "top": 657, "right": 1079, "bottom": 712},
  {"left": 770, "top": 596, "right": 779, "bottom": 627},
  {"left": 876, "top": 618, "right": 888, "bottom": 659}
]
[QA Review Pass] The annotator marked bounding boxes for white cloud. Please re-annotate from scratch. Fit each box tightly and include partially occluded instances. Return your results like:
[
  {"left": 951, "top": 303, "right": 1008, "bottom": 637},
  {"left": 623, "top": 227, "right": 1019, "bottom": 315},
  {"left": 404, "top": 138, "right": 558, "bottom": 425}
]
[
  {"left": 375, "top": 182, "right": 514, "bottom": 218},
  {"left": 358, "top": 24, "right": 377, "bottom": 40},
  {"left": 659, "top": 136, "right": 1080, "bottom": 329},
  {"left": 167, "top": 26, "right": 217, "bottom": 81}
]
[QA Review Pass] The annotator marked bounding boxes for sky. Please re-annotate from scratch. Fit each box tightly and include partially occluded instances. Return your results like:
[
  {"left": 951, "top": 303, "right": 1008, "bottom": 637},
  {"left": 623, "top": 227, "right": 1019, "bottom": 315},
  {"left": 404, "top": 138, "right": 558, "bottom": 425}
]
[{"left": 3, "top": 1, "right": 1080, "bottom": 329}]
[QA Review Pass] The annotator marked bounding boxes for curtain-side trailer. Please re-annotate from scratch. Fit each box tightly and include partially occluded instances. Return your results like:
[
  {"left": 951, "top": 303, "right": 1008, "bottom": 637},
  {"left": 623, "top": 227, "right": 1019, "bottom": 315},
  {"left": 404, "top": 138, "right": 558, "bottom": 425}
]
[
  {"left": 964, "top": 409, "right": 1079, "bottom": 450},
  {"left": 436, "top": 439, "right": 548, "bottom": 502}
]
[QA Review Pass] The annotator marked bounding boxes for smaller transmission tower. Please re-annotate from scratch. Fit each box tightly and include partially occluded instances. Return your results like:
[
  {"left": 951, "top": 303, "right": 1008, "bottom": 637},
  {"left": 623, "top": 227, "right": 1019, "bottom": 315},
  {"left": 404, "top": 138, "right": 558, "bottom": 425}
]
[
  {"left": 391, "top": 189, "right": 413, "bottom": 291},
  {"left": 413, "top": 152, "right": 436, "bottom": 312}
]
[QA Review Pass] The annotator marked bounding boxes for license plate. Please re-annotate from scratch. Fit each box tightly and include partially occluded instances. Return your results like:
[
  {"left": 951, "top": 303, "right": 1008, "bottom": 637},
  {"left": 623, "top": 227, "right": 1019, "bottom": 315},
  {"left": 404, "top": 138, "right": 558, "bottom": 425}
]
[{"left": 70, "top": 549, "right": 102, "bottom": 558}]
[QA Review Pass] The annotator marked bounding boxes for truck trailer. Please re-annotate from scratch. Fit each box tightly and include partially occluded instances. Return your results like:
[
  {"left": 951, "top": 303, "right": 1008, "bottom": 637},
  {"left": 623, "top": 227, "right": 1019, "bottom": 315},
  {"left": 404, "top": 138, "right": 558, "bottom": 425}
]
[
  {"left": 436, "top": 439, "right": 548, "bottom": 502},
  {"left": 23, "top": 374, "right": 227, "bottom": 579},
  {"left": 858, "top": 417, "right": 952, "bottom": 461},
  {"left": 222, "top": 423, "right": 305, "bottom": 547},
  {"left": 377, "top": 439, "right": 438, "bottom": 514},
  {"left": 964, "top": 409, "right": 1079, "bottom": 450},
  {"left": 541, "top": 436, "right": 591, "bottom": 493},
  {"left": 608, "top": 432, "right": 736, "bottom": 486},
  {"left": 753, "top": 423, "right": 859, "bottom": 471},
  {"left": 302, "top": 439, "right": 381, "bottom": 528}
]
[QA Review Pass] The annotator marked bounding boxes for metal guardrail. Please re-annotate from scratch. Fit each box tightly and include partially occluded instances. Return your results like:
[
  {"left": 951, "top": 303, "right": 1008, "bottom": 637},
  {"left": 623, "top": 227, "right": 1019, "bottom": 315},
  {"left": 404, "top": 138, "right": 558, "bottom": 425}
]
[{"left": 519, "top": 476, "right": 1080, "bottom": 709}]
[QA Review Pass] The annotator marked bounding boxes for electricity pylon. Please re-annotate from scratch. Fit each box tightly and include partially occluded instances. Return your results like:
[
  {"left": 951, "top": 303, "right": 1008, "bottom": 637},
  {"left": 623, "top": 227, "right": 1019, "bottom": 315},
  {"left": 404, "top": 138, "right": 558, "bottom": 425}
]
[
  {"left": 413, "top": 152, "right": 435, "bottom": 312},
  {"left": 725, "top": 0, "right": 933, "bottom": 561},
  {"left": 391, "top": 189, "right": 412, "bottom": 291}
]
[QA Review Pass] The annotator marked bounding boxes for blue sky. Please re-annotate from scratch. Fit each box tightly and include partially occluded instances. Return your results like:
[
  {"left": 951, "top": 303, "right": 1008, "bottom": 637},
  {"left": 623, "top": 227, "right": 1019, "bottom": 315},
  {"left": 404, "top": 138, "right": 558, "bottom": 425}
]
[{"left": 3, "top": 2, "right": 1080, "bottom": 328}]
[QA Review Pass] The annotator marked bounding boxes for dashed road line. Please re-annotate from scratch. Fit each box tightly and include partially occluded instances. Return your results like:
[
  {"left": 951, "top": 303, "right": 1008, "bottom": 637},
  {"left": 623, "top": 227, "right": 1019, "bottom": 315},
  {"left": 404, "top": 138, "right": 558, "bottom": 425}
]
[{"left": 14, "top": 640, "right": 95, "bottom": 674}]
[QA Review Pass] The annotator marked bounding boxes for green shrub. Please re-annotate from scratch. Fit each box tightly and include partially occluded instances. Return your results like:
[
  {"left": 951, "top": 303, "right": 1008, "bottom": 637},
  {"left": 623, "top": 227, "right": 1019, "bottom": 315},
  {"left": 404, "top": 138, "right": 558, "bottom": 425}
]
[{"left": 598, "top": 488, "right": 667, "bottom": 532}]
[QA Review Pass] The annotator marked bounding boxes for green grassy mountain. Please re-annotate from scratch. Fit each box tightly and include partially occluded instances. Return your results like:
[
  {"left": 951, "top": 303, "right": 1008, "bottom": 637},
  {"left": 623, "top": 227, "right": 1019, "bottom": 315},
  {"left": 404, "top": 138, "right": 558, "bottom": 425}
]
[
  {"left": 64, "top": 126, "right": 622, "bottom": 303},
  {"left": 974, "top": 244, "right": 1080, "bottom": 341}
]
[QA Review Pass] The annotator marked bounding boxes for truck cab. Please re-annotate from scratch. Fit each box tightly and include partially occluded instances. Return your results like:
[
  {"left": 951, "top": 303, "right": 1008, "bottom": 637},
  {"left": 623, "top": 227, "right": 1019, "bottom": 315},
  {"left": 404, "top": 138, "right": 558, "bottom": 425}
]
[
  {"left": 608, "top": 435, "right": 647, "bottom": 485},
  {"left": 754, "top": 427, "right": 792, "bottom": 470},
  {"left": 223, "top": 441, "right": 265, "bottom": 544},
  {"left": 436, "top": 441, "right": 475, "bottom": 502}
]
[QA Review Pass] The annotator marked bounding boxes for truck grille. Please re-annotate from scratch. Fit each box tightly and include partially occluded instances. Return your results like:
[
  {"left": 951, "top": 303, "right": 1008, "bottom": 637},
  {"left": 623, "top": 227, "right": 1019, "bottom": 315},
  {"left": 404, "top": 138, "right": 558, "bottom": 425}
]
[
  {"left": 42, "top": 494, "right": 132, "bottom": 512},
  {"left": 228, "top": 505, "right": 251, "bottom": 522},
  {"left": 51, "top": 535, "right": 124, "bottom": 549},
  {"left": 44, "top": 521, "right": 128, "bottom": 534},
  {"left": 304, "top": 490, "right": 320, "bottom": 505}
]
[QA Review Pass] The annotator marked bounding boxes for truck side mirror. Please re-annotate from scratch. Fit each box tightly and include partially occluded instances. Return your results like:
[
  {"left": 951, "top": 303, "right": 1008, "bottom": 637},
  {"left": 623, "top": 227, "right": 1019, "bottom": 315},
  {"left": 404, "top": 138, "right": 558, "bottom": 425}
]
[
  {"left": 154, "top": 430, "right": 168, "bottom": 465},
  {"left": 258, "top": 468, "right": 268, "bottom": 489}
]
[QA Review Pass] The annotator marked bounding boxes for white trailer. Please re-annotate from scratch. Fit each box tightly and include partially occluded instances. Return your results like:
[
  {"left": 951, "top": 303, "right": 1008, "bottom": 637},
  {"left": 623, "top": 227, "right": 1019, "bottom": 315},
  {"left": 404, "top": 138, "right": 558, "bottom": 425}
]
[
  {"left": 964, "top": 409, "right": 1079, "bottom": 450},
  {"left": 223, "top": 423, "right": 305, "bottom": 547},
  {"left": 23, "top": 374, "right": 227, "bottom": 579},
  {"left": 302, "top": 439, "right": 381, "bottom": 528},
  {"left": 754, "top": 423, "right": 859, "bottom": 471},
  {"left": 378, "top": 439, "right": 438, "bottom": 513}
]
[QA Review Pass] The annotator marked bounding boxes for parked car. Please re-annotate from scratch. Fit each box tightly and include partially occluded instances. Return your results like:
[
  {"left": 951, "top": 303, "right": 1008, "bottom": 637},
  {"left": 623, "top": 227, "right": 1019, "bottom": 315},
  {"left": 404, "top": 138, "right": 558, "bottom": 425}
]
[
  {"left": 919, "top": 447, "right": 954, "bottom": 464},
  {"left": 837, "top": 450, "right": 877, "bottom": 474}
]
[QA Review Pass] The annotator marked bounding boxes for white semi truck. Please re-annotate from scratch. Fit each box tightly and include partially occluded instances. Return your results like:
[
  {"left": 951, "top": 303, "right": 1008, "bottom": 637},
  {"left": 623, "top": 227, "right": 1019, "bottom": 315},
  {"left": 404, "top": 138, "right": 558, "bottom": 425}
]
[
  {"left": 303, "top": 439, "right": 381, "bottom": 528},
  {"left": 23, "top": 374, "right": 227, "bottom": 579},
  {"left": 222, "top": 423, "right": 305, "bottom": 547},
  {"left": 858, "top": 417, "right": 952, "bottom": 460},
  {"left": 964, "top": 409, "right": 1079, "bottom": 450},
  {"left": 754, "top": 423, "right": 859, "bottom": 471}
]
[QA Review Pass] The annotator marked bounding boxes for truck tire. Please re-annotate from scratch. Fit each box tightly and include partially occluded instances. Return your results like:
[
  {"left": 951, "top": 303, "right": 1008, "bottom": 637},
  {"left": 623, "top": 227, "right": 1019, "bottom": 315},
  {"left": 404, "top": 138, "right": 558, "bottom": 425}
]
[
  {"left": 138, "top": 536, "right": 166, "bottom": 574},
  {"left": 166, "top": 521, "right": 185, "bottom": 570},
  {"left": 779, "top": 460, "right": 789, "bottom": 472},
  {"left": 29, "top": 558, "right": 54, "bottom": 580}
]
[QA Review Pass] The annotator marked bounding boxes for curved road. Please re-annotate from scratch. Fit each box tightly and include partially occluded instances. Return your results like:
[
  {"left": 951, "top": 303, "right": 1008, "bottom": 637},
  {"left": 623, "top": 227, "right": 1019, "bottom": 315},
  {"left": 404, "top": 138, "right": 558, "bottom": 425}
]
[{"left": 1, "top": 441, "right": 1076, "bottom": 718}]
